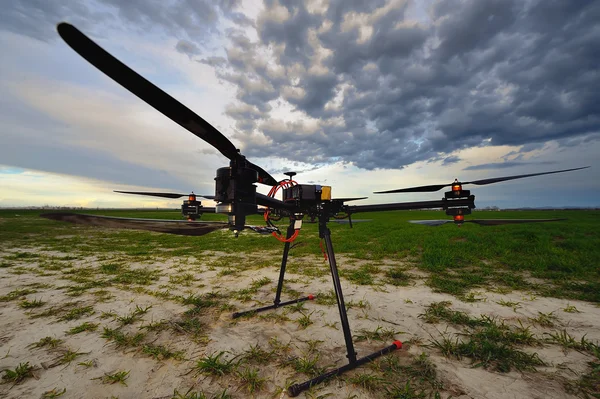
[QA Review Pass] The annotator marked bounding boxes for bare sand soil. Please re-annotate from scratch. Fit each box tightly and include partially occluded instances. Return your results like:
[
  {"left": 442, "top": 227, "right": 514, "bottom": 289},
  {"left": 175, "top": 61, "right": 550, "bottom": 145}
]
[{"left": 1, "top": 247, "right": 599, "bottom": 399}]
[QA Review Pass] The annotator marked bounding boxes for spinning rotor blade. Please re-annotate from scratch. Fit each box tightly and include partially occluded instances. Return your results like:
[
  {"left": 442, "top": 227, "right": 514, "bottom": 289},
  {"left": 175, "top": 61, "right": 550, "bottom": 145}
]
[
  {"left": 331, "top": 197, "right": 368, "bottom": 202},
  {"left": 332, "top": 219, "right": 372, "bottom": 224},
  {"left": 463, "top": 167, "right": 590, "bottom": 186},
  {"left": 114, "top": 190, "right": 215, "bottom": 199},
  {"left": 41, "top": 213, "right": 227, "bottom": 236},
  {"left": 57, "top": 23, "right": 276, "bottom": 186},
  {"left": 466, "top": 218, "right": 567, "bottom": 226},
  {"left": 409, "top": 218, "right": 566, "bottom": 226},
  {"left": 375, "top": 166, "right": 589, "bottom": 194},
  {"left": 408, "top": 220, "right": 453, "bottom": 226}
]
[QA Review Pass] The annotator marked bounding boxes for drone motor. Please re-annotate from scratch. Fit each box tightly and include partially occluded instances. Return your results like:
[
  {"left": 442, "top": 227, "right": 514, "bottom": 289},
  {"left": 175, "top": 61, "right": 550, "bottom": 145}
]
[
  {"left": 181, "top": 193, "right": 201, "bottom": 220},
  {"left": 443, "top": 180, "right": 475, "bottom": 224},
  {"left": 214, "top": 165, "right": 259, "bottom": 233}
]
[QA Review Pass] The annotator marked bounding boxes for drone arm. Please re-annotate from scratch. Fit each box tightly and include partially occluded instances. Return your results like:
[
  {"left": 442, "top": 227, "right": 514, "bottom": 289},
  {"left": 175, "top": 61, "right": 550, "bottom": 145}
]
[
  {"left": 255, "top": 192, "right": 295, "bottom": 210},
  {"left": 347, "top": 198, "right": 474, "bottom": 213}
]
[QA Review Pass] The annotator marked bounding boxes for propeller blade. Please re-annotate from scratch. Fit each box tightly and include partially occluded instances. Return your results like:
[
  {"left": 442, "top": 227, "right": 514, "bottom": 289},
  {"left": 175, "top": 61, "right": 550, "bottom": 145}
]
[
  {"left": 41, "top": 213, "right": 227, "bottom": 236},
  {"left": 331, "top": 197, "right": 368, "bottom": 202},
  {"left": 375, "top": 166, "right": 589, "bottom": 194},
  {"left": 375, "top": 185, "right": 450, "bottom": 194},
  {"left": 247, "top": 161, "right": 277, "bottom": 186},
  {"left": 331, "top": 219, "right": 372, "bottom": 224},
  {"left": 409, "top": 218, "right": 566, "bottom": 226},
  {"left": 56, "top": 22, "right": 276, "bottom": 186},
  {"left": 463, "top": 166, "right": 590, "bottom": 186},
  {"left": 114, "top": 191, "right": 215, "bottom": 199},
  {"left": 466, "top": 218, "right": 567, "bottom": 226},
  {"left": 408, "top": 220, "right": 453, "bottom": 226}
]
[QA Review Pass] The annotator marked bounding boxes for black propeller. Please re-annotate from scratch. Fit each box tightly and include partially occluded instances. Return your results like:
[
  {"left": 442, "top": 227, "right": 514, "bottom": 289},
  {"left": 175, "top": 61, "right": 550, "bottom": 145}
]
[
  {"left": 332, "top": 219, "right": 372, "bottom": 224},
  {"left": 374, "top": 166, "right": 590, "bottom": 194},
  {"left": 409, "top": 218, "right": 567, "bottom": 226},
  {"left": 331, "top": 197, "right": 367, "bottom": 202},
  {"left": 56, "top": 22, "right": 276, "bottom": 186},
  {"left": 41, "top": 213, "right": 228, "bottom": 236},
  {"left": 113, "top": 190, "right": 215, "bottom": 199}
]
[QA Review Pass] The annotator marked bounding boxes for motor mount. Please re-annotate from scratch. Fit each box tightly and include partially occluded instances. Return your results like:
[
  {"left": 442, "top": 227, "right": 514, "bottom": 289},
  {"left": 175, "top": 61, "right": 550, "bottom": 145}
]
[
  {"left": 181, "top": 192, "right": 202, "bottom": 220},
  {"left": 214, "top": 165, "right": 259, "bottom": 233},
  {"left": 443, "top": 182, "right": 475, "bottom": 224}
]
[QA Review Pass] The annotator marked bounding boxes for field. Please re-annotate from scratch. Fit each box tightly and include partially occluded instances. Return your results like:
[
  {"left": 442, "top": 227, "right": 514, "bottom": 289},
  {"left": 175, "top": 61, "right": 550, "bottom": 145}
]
[{"left": 1, "top": 208, "right": 599, "bottom": 399}]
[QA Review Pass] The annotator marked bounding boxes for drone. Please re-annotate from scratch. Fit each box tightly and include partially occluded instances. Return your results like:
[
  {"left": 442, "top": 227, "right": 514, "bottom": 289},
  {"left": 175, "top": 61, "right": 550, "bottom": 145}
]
[
  {"left": 40, "top": 23, "right": 590, "bottom": 397},
  {"left": 114, "top": 190, "right": 215, "bottom": 220}
]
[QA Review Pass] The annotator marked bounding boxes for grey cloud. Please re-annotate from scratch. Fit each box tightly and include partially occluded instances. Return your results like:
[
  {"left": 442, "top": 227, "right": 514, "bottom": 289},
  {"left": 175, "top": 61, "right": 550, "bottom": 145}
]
[
  {"left": 1, "top": 0, "right": 240, "bottom": 46},
  {"left": 442, "top": 156, "right": 461, "bottom": 166},
  {"left": 283, "top": 72, "right": 339, "bottom": 117},
  {"left": 199, "top": 56, "right": 228, "bottom": 67},
  {"left": 1, "top": 138, "right": 190, "bottom": 189},
  {"left": 433, "top": 0, "right": 520, "bottom": 62},
  {"left": 175, "top": 39, "right": 201, "bottom": 57},
  {"left": 11, "top": 0, "right": 597, "bottom": 173},
  {"left": 556, "top": 133, "right": 600, "bottom": 149}
]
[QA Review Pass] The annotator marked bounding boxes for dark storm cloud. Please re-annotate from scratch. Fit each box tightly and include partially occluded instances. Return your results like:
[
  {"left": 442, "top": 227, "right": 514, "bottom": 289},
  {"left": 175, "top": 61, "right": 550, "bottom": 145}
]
[
  {"left": 208, "top": 0, "right": 600, "bottom": 170},
  {"left": 0, "top": 0, "right": 237, "bottom": 44}
]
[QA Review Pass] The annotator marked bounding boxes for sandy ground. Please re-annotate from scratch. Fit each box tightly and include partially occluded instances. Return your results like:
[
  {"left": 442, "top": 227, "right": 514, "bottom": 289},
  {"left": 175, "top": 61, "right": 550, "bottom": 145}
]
[{"left": 1, "top": 247, "right": 599, "bottom": 399}]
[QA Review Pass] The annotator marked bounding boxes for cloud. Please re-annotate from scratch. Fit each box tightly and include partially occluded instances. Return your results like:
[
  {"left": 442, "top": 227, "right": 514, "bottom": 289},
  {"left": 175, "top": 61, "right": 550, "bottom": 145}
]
[
  {"left": 442, "top": 155, "right": 461, "bottom": 166},
  {"left": 1, "top": 75, "right": 222, "bottom": 193},
  {"left": 1, "top": 0, "right": 598, "bottom": 209},
  {"left": 0, "top": 0, "right": 240, "bottom": 46},
  {"left": 201, "top": 0, "right": 600, "bottom": 170},
  {"left": 175, "top": 40, "right": 201, "bottom": 57}
]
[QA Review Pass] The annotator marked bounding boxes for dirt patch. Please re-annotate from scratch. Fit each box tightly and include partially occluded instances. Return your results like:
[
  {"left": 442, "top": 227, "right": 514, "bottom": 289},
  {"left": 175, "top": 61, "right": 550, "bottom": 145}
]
[{"left": 1, "top": 247, "right": 599, "bottom": 398}]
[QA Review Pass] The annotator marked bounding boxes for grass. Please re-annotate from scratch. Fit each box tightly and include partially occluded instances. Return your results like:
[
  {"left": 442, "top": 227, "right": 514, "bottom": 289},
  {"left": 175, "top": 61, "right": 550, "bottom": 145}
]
[
  {"left": 296, "top": 310, "right": 314, "bottom": 329},
  {"left": 19, "top": 298, "right": 45, "bottom": 308},
  {"left": 42, "top": 388, "right": 66, "bottom": 398},
  {"left": 55, "top": 305, "right": 94, "bottom": 321},
  {"left": 423, "top": 302, "right": 543, "bottom": 372},
  {"left": 171, "top": 389, "right": 232, "bottom": 399},
  {"left": 56, "top": 349, "right": 87, "bottom": 366},
  {"left": 1, "top": 362, "right": 35, "bottom": 384},
  {"left": 1, "top": 208, "right": 600, "bottom": 397},
  {"left": 285, "top": 353, "right": 325, "bottom": 377},
  {"left": 369, "top": 352, "right": 444, "bottom": 397},
  {"left": 241, "top": 343, "right": 276, "bottom": 364},
  {"left": 2, "top": 208, "right": 598, "bottom": 303},
  {"left": 116, "top": 305, "right": 152, "bottom": 325},
  {"left": 66, "top": 322, "right": 99, "bottom": 335},
  {"left": 236, "top": 367, "right": 266, "bottom": 394},
  {"left": 528, "top": 311, "right": 559, "bottom": 328},
  {"left": 0, "top": 288, "right": 37, "bottom": 302},
  {"left": 29, "top": 336, "right": 63, "bottom": 349},
  {"left": 544, "top": 329, "right": 599, "bottom": 353},
  {"left": 355, "top": 326, "right": 399, "bottom": 342},
  {"left": 141, "top": 344, "right": 185, "bottom": 361},
  {"left": 193, "top": 352, "right": 238, "bottom": 376},
  {"left": 348, "top": 372, "right": 384, "bottom": 392},
  {"left": 94, "top": 370, "right": 130, "bottom": 386},
  {"left": 101, "top": 327, "right": 146, "bottom": 348}
]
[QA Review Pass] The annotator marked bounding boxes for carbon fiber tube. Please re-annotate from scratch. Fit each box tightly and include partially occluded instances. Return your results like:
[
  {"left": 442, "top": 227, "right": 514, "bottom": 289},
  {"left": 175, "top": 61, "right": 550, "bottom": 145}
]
[{"left": 287, "top": 341, "right": 402, "bottom": 397}]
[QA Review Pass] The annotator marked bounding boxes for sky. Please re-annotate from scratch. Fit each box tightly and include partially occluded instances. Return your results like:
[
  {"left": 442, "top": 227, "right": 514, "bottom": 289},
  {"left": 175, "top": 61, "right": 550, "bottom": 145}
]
[{"left": 1, "top": 0, "right": 598, "bottom": 210}]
